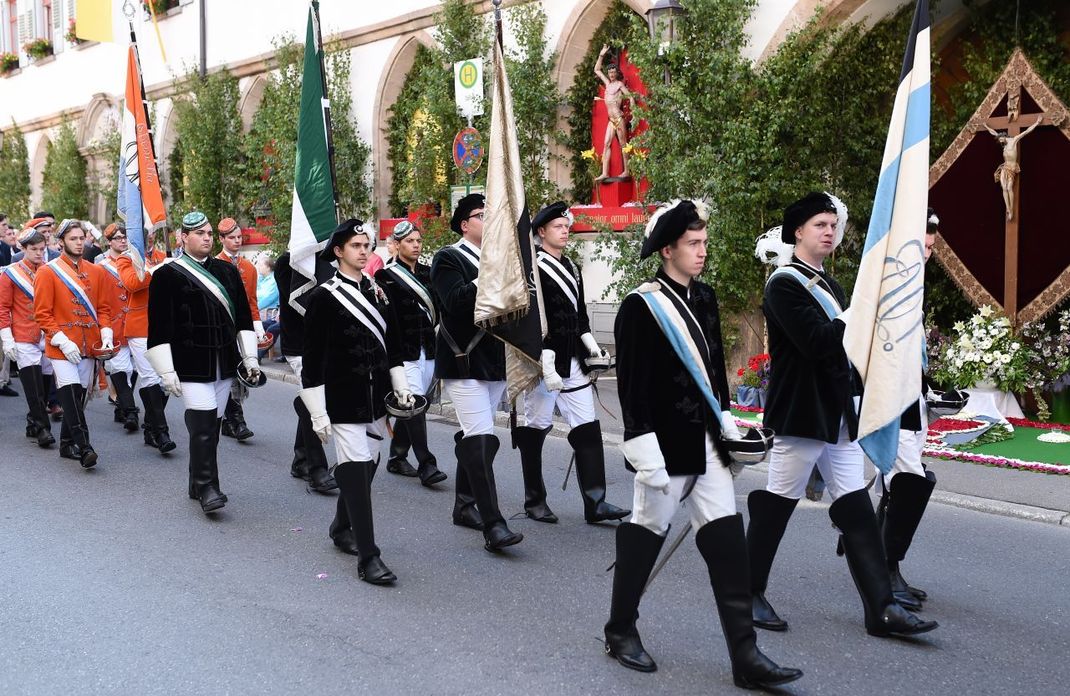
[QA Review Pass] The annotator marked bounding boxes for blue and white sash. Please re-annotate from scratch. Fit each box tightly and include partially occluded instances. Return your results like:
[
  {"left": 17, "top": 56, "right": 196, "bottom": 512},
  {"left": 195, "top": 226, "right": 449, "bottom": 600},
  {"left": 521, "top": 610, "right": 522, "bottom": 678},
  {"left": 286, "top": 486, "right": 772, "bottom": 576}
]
[
  {"left": 323, "top": 275, "right": 387, "bottom": 350},
  {"left": 3, "top": 262, "right": 35, "bottom": 300},
  {"left": 98, "top": 257, "right": 121, "bottom": 282},
  {"left": 46, "top": 258, "right": 98, "bottom": 324},
  {"left": 536, "top": 250, "right": 578, "bottom": 310},
  {"left": 173, "top": 256, "right": 235, "bottom": 324},
  {"left": 766, "top": 265, "right": 844, "bottom": 320},
  {"left": 632, "top": 280, "right": 724, "bottom": 429},
  {"left": 385, "top": 263, "right": 436, "bottom": 324}
]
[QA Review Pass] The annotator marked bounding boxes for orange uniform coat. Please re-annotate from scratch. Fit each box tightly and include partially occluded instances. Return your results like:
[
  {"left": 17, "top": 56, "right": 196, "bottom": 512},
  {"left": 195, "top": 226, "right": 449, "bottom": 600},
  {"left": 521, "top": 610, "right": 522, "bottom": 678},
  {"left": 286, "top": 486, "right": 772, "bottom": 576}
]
[
  {"left": 0, "top": 261, "right": 44, "bottom": 342},
  {"left": 114, "top": 253, "right": 153, "bottom": 339},
  {"left": 98, "top": 254, "right": 132, "bottom": 344},
  {"left": 33, "top": 256, "right": 113, "bottom": 360},
  {"left": 216, "top": 251, "right": 261, "bottom": 322}
]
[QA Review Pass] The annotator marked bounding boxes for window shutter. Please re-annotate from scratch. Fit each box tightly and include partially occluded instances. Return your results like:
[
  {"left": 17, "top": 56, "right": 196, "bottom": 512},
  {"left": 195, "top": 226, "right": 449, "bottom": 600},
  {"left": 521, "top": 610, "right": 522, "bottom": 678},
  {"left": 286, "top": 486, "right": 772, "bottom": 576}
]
[
  {"left": 52, "top": 0, "right": 63, "bottom": 51},
  {"left": 17, "top": 1, "right": 34, "bottom": 51}
]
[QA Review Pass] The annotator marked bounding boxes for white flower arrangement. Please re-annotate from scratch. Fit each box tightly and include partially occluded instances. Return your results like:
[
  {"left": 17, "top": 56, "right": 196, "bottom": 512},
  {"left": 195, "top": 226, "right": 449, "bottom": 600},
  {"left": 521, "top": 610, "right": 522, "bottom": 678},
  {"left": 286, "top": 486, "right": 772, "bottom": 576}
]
[{"left": 934, "top": 306, "right": 1030, "bottom": 392}]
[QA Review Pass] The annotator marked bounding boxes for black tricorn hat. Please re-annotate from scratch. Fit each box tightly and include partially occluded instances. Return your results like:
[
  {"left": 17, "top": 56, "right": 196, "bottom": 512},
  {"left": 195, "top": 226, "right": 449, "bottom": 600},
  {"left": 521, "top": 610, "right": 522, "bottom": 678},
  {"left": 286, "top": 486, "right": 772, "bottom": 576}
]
[
  {"left": 450, "top": 193, "right": 486, "bottom": 234},
  {"left": 319, "top": 218, "right": 367, "bottom": 262}
]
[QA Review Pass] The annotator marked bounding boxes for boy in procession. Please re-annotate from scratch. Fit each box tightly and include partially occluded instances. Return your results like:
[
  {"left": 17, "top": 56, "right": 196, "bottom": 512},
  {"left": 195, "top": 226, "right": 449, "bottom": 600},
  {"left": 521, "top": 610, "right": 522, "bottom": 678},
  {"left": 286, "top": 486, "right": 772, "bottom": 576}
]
[{"left": 96, "top": 223, "right": 140, "bottom": 432}]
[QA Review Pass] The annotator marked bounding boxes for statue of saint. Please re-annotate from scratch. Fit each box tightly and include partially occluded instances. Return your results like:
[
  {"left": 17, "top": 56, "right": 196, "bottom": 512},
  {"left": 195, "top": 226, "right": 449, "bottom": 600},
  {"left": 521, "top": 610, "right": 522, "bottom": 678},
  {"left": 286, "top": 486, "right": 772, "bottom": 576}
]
[
  {"left": 985, "top": 114, "right": 1042, "bottom": 220},
  {"left": 594, "top": 44, "right": 632, "bottom": 181}
]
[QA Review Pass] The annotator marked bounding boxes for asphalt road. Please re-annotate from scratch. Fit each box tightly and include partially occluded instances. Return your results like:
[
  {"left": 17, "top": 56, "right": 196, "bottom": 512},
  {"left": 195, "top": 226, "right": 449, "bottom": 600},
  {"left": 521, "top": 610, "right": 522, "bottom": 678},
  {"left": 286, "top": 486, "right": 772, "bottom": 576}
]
[{"left": 1, "top": 378, "right": 1067, "bottom": 695}]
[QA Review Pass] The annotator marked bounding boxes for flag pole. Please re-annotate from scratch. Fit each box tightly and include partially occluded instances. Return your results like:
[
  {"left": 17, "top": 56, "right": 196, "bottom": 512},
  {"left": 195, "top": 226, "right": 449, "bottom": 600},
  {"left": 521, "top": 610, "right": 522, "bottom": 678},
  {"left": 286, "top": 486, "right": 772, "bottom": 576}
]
[
  {"left": 493, "top": 0, "right": 503, "bottom": 48},
  {"left": 311, "top": 0, "right": 340, "bottom": 225},
  {"left": 127, "top": 20, "right": 170, "bottom": 256}
]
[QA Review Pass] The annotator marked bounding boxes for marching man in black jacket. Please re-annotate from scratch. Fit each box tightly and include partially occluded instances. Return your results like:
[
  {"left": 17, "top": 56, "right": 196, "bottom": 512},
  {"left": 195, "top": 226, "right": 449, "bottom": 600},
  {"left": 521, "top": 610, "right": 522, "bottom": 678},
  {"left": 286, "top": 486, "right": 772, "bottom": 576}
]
[
  {"left": 300, "top": 220, "right": 414, "bottom": 585},
  {"left": 376, "top": 220, "right": 447, "bottom": 487},
  {"left": 748, "top": 192, "right": 936, "bottom": 638},
  {"left": 146, "top": 212, "right": 258, "bottom": 514},
  {"left": 430, "top": 193, "right": 523, "bottom": 553},
  {"left": 512, "top": 202, "right": 628, "bottom": 524},
  {"left": 605, "top": 200, "right": 802, "bottom": 690}
]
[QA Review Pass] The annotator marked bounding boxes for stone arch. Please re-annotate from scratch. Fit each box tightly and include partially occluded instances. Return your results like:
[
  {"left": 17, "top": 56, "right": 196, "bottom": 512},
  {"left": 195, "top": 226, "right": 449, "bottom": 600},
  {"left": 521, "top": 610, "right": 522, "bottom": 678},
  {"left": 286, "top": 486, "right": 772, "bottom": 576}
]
[
  {"left": 550, "top": 0, "right": 650, "bottom": 193},
  {"left": 30, "top": 133, "right": 52, "bottom": 213},
  {"left": 78, "top": 94, "right": 120, "bottom": 149},
  {"left": 372, "top": 30, "right": 437, "bottom": 219},
  {"left": 78, "top": 94, "right": 121, "bottom": 223},
  {"left": 238, "top": 75, "right": 268, "bottom": 133}
]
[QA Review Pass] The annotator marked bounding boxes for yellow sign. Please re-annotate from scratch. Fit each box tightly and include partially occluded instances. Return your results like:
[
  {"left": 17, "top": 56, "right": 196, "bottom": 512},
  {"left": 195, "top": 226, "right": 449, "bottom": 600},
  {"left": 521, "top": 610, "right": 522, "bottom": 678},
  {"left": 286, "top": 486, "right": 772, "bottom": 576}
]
[{"left": 458, "top": 61, "right": 478, "bottom": 89}]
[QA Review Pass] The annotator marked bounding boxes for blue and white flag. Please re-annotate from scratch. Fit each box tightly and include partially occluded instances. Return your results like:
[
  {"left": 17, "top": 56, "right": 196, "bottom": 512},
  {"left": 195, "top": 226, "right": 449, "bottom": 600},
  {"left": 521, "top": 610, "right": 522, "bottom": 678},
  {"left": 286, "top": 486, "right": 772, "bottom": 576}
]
[{"left": 842, "top": 0, "right": 930, "bottom": 474}]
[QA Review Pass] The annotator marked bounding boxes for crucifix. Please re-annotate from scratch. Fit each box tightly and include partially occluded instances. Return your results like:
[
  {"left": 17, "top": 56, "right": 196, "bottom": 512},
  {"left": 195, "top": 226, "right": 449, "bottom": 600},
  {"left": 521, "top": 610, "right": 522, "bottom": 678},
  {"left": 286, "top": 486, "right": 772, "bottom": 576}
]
[{"left": 974, "top": 81, "right": 1058, "bottom": 322}]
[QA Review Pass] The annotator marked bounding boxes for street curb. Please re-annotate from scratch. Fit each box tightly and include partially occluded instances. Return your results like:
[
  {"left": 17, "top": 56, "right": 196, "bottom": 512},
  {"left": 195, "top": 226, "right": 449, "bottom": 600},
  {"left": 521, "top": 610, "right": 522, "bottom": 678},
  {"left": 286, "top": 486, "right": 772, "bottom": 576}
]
[{"left": 265, "top": 366, "right": 1070, "bottom": 528}]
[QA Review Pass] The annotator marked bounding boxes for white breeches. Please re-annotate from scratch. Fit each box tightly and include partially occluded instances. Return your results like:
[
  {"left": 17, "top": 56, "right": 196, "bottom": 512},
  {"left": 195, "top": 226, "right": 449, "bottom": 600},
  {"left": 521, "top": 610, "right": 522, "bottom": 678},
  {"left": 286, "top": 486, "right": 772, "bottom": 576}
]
[
  {"left": 630, "top": 435, "right": 737, "bottom": 536},
  {"left": 127, "top": 337, "right": 160, "bottom": 388},
  {"left": 444, "top": 378, "right": 506, "bottom": 437},
  {"left": 285, "top": 355, "right": 303, "bottom": 380},
  {"left": 180, "top": 378, "right": 233, "bottom": 417},
  {"left": 521, "top": 358, "right": 596, "bottom": 429},
  {"left": 104, "top": 346, "right": 133, "bottom": 375},
  {"left": 332, "top": 418, "right": 387, "bottom": 465},
  {"left": 766, "top": 419, "right": 865, "bottom": 501},
  {"left": 15, "top": 339, "right": 53, "bottom": 375},
  {"left": 52, "top": 357, "right": 95, "bottom": 388},
  {"left": 876, "top": 427, "right": 927, "bottom": 493},
  {"left": 403, "top": 350, "right": 436, "bottom": 396}
]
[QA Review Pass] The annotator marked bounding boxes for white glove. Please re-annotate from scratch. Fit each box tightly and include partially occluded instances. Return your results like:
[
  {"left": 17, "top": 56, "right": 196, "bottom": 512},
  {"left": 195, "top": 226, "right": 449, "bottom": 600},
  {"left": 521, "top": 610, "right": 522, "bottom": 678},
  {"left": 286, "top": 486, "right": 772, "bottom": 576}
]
[
  {"left": 145, "top": 343, "right": 182, "bottom": 397},
  {"left": 389, "top": 366, "right": 414, "bottom": 407},
  {"left": 50, "top": 330, "right": 81, "bottom": 364},
  {"left": 300, "top": 385, "right": 332, "bottom": 444},
  {"left": 580, "top": 332, "right": 609, "bottom": 359},
  {"left": 237, "top": 329, "right": 260, "bottom": 380},
  {"left": 621, "top": 432, "right": 671, "bottom": 495},
  {"left": 540, "top": 349, "right": 564, "bottom": 392},
  {"left": 99, "top": 327, "right": 114, "bottom": 351},
  {"left": 720, "top": 410, "right": 743, "bottom": 440},
  {"left": 253, "top": 320, "right": 267, "bottom": 343},
  {"left": 835, "top": 306, "right": 852, "bottom": 327},
  {"left": 1, "top": 327, "right": 16, "bottom": 363}
]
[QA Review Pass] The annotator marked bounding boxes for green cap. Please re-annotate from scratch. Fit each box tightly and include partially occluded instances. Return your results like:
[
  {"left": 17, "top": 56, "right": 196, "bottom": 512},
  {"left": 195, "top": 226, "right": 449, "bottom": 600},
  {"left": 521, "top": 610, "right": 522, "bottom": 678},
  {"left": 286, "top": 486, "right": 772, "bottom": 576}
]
[{"left": 181, "top": 211, "right": 208, "bottom": 231}]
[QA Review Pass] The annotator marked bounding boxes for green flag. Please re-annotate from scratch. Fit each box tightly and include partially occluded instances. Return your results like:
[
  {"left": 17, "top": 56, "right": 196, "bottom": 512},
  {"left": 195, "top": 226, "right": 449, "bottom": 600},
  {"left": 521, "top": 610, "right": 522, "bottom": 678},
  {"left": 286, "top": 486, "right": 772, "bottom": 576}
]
[{"left": 288, "top": 0, "right": 337, "bottom": 311}]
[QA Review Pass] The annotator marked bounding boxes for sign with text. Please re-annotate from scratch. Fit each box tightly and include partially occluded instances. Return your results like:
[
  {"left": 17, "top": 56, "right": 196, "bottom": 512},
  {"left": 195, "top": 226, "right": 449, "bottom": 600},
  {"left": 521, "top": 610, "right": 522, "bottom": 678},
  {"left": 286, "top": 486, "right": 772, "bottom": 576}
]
[{"left": 453, "top": 58, "right": 484, "bottom": 118}]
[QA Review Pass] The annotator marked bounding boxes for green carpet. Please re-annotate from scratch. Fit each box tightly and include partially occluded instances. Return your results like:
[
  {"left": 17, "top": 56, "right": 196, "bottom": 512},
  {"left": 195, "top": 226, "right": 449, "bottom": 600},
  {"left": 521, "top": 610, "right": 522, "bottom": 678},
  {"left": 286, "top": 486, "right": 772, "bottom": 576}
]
[{"left": 958, "top": 427, "right": 1069, "bottom": 466}]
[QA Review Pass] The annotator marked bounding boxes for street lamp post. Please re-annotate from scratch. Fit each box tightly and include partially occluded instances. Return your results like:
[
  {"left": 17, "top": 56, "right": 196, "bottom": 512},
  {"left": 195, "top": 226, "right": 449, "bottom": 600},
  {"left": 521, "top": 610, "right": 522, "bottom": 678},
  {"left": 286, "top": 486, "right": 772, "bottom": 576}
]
[{"left": 645, "top": 0, "right": 686, "bottom": 84}]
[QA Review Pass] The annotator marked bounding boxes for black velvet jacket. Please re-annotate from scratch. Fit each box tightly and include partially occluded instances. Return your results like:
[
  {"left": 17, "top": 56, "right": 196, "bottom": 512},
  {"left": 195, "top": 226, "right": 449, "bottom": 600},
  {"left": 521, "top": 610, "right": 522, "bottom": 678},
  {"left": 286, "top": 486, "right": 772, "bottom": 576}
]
[
  {"left": 762, "top": 257, "right": 861, "bottom": 443},
  {"left": 537, "top": 248, "right": 593, "bottom": 376},
  {"left": 147, "top": 256, "right": 252, "bottom": 382},
  {"left": 301, "top": 271, "right": 402, "bottom": 424},
  {"left": 375, "top": 260, "right": 437, "bottom": 362},
  {"left": 430, "top": 242, "right": 505, "bottom": 381},
  {"left": 615, "top": 269, "right": 732, "bottom": 475},
  {"left": 273, "top": 252, "right": 303, "bottom": 358}
]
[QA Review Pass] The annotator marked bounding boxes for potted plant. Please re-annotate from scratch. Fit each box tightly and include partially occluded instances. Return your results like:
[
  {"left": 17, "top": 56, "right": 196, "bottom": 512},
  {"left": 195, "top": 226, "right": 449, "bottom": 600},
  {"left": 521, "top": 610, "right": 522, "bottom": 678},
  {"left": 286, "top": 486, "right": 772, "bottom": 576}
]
[
  {"left": 1020, "top": 309, "right": 1070, "bottom": 422},
  {"left": 65, "top": 18, "right": 84, "bottom": 45},
  {"left": 736, "top": 352, "right": 771, "bottom": 408},
  {"left": 22, "top": 38, "right": 53, "bottom": 61},
  {"left": 0, "top": 52, "right": 18, "bottom": 74}
]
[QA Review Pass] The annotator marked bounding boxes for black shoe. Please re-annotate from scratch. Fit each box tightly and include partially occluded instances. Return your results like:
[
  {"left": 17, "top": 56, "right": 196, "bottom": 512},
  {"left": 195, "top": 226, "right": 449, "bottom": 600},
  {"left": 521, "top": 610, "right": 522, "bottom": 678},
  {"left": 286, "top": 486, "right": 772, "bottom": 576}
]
[
  {"left": 483, "top": 521, "right": 523, "bottom": 552},
  {"left": 309, "top": 466, "right": 339, "bottom": 493},
  {"left": 186, "top": 409, "right": 227, "bottom": 514},
  {"left": 696, "top": 515, "right": 803, "bottom": 690},
  {"left": 405, "top": 414, "right": 445, "bottom": 486},
  {"left": 386, "top": 457, "right": 418, "bottom": 477},
  {"left": 221, "top": 418, "right": 254, "bottom": 441},
  {"left": 139, "top": 386, "right": 175, "bottom": 453},
  {"left": 605, "top": 523, "right": 666, "bottom": 673},
  {"left": 514, "top": 425, "right": 557, "bottom": 523},
  {"left": 59, "top": 439, "right": 81, "bottom": 460},
  {"left": 291, "top": 459, "right": 311, "bottom": 480},
  {"left": 883, "top": 472, "right": 935, "bottom": 606},
  {"left": 458, "top": 435, "right": 523, "bottom": 552},
  {"left": 80, "top": 447, "right": 98, "bottom": 469},
  {"left": 452, "top": 432, "right": 482, "bottom": 530},
  {"left": 329, "top": 498, "right": 361, "bottom": 555},
  {"left": 752, "top": 593, "right": 788, "bottom": 631},
  {"left": 123, "top": 411, "right": 140, "bottom": 432},
  {"left": 452, "top": 506, "right": 484, "bottom": 530},
  {"left": 890, "top": 565, "right": 923, "bottom": 611},
  {"left": 746, "top": 490, "right": 798, "bottom": 631},
  {"left": 569, "top": 421, "right": 629, "bottom": 523},
  {"left": 155, "top": 428, "right": 177, "bottom": 454},
  {"left": 36, "top": 429, "right": 55, "bottom": 448},
  {"left": 358, "top": 555, "right": 397, "bottom": 585},
  {"left": 0, "top": 383, "right": 18, "bottom": 396},
  {"left": 418, "top": 458, "right": 448, "bottom": 486}
]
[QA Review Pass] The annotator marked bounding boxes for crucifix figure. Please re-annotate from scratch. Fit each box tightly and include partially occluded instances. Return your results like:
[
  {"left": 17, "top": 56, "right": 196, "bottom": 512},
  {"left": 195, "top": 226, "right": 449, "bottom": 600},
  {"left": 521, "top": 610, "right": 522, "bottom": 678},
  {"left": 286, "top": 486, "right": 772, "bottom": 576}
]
[{"left": 984, "top": 114, "right": 1042, "bottom": 221}]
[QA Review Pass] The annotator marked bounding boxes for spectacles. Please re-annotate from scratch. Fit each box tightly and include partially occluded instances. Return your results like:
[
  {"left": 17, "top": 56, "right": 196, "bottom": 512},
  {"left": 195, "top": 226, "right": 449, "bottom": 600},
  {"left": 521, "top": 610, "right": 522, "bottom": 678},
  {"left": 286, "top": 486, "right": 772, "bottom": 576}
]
[
  {"left": 111, "top": 234, "right": 127, "bottom": 240},
  {"left": 467, "top": 213, "right": 484, "bottom": 221}
]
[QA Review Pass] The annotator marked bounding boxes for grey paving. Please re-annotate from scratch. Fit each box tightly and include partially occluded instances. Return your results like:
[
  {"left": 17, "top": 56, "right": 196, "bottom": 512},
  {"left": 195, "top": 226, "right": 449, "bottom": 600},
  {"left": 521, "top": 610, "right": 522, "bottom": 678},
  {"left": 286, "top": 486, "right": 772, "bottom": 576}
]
[{"left": 1, "top": 378, "right": 1068, "bottom": 695}]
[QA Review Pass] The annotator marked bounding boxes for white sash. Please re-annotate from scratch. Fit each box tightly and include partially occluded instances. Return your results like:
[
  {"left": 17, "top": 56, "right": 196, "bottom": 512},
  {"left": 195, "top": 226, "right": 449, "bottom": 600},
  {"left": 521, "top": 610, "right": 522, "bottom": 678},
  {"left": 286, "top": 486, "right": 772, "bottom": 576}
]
[
  {"left": 536, "top": 250, "right": 578, "bottom": 310},
  {"left": 385, "top": 263, "right": 436, "bottom": 324},
  {"left": 452, "top": 239, "right": 481, "bottom": 271},
  {"left": 323, "top": 276, "right": 387, "bottom": 350},
  {"left": 46, "top": 258, "right": 98, "bottom": 324},
  {"left": 98, "top": 258, "right": 121, "bottom": 282},
  {"left": 174, "top": 256, "right": 235, "bottom": 323},
  {"left": 4, "top": 263, "right": 35, "bottom": 300}
]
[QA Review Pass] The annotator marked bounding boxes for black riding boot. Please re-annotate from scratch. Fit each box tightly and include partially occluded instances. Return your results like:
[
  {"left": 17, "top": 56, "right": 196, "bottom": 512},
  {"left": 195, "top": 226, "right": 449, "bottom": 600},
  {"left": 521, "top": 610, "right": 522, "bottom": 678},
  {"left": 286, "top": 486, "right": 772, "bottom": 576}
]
[
  {"left": 334, "top": 460, "right": 396, "bottom": 585},
  {"left": 139, "top": 385, "right": 176, "bottom": 453},
  {"left": 185, "top": 409, "right": 226, "bottom": 513},
  {"left": 290, "top": 397, "right": 309, "bottom": 480},
  {"left": 829, "top": 489, "right": 938, "bottom": 638},
  {"left": 386, "top": 419, "right": 418, "bottom": 476},
  {"left": 514, "top": 425, "right": 557, "bottom": 523},
  {"left": 221, "top": 395, "right": 253, "bottom": 440},
  {"left": 111, "top": 371, "right": 140, "bottom": 432},
  {"left": 604, "top": 522, "right": 666, "bottom": 672},
  {"left": 406, "top": 413, "right": 446, "bottom": 486},
  {"left": 883, "top": 472, "right": 935, "bottom": 607},
  {"left": 329, "top": 494, "right": 360, "bottom": 555},
  {"left": 570, "top": 421, "right": 629, "bottom": 524},
  {"left": 452, "top": 430, "right": 483, "bottom": 530},
  {"left": 58, "top": 384, "right": 96, "bottom": 468},
  {"left": 746, "top": 490, "right": 798, "bottom": 631},
  {"left": 19, "top": 365, "right": 54, "bottom": 447},
  {"left": 294, "top": 396, "right": 336, "bottom": 491},
  {"left": 696, "top": 515, "right": 804, "bottom": 690},
  {"left": 458, "top": 434, "right": 522, "bottom": 551}
]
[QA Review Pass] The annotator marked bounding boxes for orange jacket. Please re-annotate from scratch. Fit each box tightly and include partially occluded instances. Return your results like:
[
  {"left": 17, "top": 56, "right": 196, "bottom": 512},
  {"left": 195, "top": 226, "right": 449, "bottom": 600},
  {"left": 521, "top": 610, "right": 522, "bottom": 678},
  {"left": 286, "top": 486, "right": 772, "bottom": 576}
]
[
  {"left": 97, "top": 253, "right": 132, "bottom": 344},
  {"left": 216, "top": 250, "right": 261, "bottom": 321},
  {"left": 0, "top": 260, "right": 44, "bottom": 342},
  {"left": 114, "top": 253, "right": 153, "bottom": 339},
  {"left": 146, "top": 247, "right": 167, "bottom": 268},
  {"left": 33, "top": 255, "right": 113, "bottom": 360}
]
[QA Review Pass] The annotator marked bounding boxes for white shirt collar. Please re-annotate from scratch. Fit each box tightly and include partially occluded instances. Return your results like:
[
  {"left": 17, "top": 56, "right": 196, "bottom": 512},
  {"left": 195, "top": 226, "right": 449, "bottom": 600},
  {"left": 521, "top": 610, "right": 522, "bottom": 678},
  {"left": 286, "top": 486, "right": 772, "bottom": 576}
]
[{"left": 456, "top": 238, "right": 481, "bottom": 259}]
